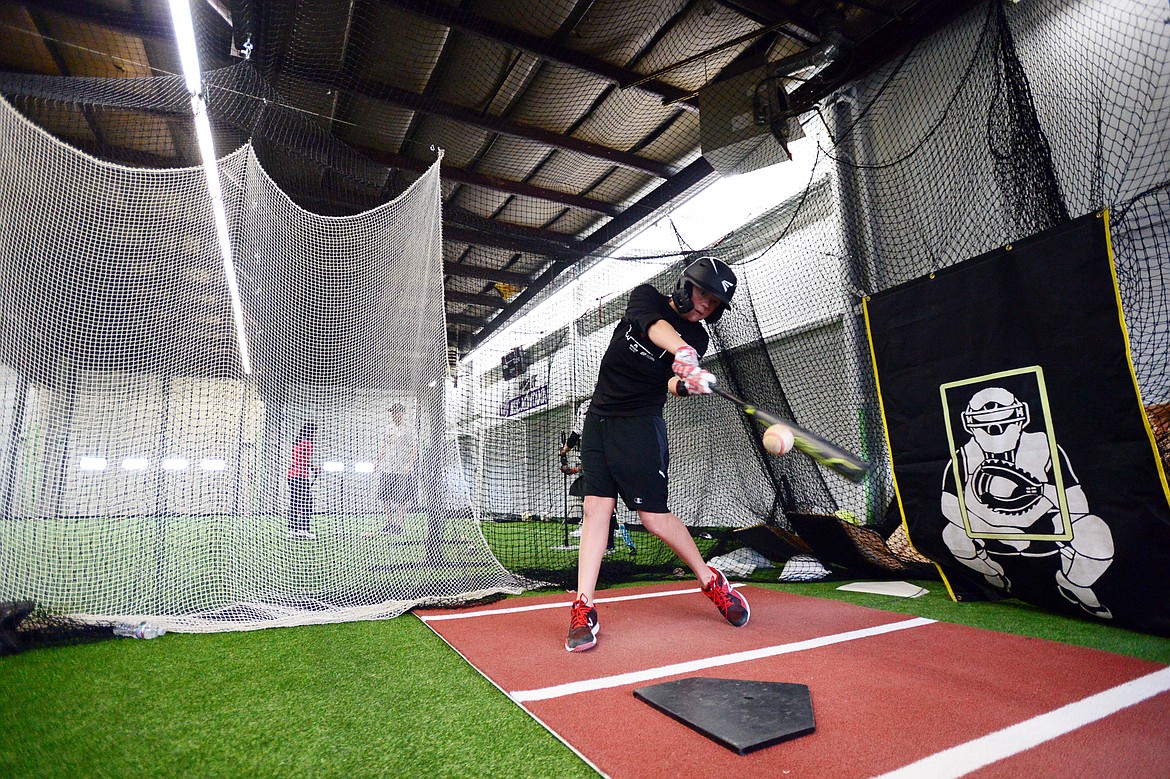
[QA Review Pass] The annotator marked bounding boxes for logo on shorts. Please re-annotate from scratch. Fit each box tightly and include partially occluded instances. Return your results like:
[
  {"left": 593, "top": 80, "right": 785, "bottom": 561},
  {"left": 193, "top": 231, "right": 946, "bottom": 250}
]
[{"left": 633, "top": 497, "right": 643, "bottom": 505}]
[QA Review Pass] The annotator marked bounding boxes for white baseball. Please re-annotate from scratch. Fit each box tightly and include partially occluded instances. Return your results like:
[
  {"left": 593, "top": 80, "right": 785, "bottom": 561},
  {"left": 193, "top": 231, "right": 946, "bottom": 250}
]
[{"left": 762, "top": 423, "right": 795, "bottom": 456}]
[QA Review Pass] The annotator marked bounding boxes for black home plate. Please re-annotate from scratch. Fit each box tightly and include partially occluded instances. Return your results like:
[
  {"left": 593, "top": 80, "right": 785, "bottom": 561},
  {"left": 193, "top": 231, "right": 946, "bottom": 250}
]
[{"left": 633, "top": 677, "right": 815, "bottom": 754}]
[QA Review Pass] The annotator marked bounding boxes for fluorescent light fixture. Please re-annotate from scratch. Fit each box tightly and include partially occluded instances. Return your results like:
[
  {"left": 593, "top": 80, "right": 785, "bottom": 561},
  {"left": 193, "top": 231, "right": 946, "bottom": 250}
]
[
  {"left": 162, "top": 458, "right": 189, "bottom": 471},
  {"left": 201, "top": 458, "right": 227, "bottom": 471},
  {"left": 122, "top": 458, "right": 150, "bottom": 471},
  {"left": 170, "top": 0, "right": 253, "bottom": 375},
  {"left": 168, "top": 0, "right": 202, "bottom": 94},
  {"left": 79, "top": 457, "right": 107, "bottom": 472},
  {"left": 323, "top": 461, "right": 345, "bottom": 472},
  {"left": 354, "top": 462, "right": 375, "bottom": 473}
]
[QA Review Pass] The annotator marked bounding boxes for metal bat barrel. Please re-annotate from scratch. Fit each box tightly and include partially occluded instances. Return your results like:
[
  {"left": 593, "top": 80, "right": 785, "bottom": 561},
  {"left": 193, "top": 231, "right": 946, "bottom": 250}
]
[{"left": 711, "top": 386, "right": 871, "bottom": 483}]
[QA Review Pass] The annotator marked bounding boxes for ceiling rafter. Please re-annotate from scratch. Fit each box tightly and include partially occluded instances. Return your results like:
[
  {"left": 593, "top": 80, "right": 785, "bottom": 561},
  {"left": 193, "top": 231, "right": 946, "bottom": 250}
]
[
  {"left": 301, "top": 69, "right": 675, "bottom": 179},
  {"left": 437, "top": 2, "right": 637, "bottom": 302},
  {"left": 447, "top": 312, "right": 489, "bottom": 328},
  {"left": 24, "top": 0, "right": 173, "bottom": 40},
  {"left": 25, "top": 7, "right": 105, "bottom": 143},
  {"left": 470, "top": 155, "right": 716, "bottom": 347},
  {"left": 23, "top": 0, "right": 673, "bottom": 179},
  {"left": 443, "top": 224, "right": 583, "bottom": 259},
  {"left": 355, "top": 144, "right": 620, "bottom": 215},
  {"left": 714, "top": 0, "right": 819, "bottom": 45},
  {"left": 394, "top": 2, "right": 463, "bottom": 180},
  {"left": 440, "top": 0, "right": 710, "bottom": 325},
  {"left": 443, "top": 263, "right": 531, "bottom": 286},
  {"left": 324, "top": 0, "right": 360, "bottom": 130},
  {"left": 380, "top": 0, "right": 700, "bottom": 110},
  {"left": 454, "top": 0, "right": 817, "bottom": 345},
  {"left": 284, "top": 190, "right": 576, "bottom": 265},
  {"left": 445, "top": 291, "right": 507, "bottom": 309}
]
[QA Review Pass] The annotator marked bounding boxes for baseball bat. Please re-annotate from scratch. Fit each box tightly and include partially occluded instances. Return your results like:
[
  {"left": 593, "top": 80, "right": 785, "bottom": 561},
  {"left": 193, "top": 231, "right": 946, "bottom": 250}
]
[
  {"left": 711, "top": 385, "right": 871, "bottom": 483},
  {"left": 619, "top": 523, "right": 636, "bottom": 556}
]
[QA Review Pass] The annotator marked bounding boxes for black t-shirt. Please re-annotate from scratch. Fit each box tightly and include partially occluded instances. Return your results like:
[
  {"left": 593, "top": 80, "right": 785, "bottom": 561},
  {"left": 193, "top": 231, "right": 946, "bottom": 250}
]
[{"left": 590, "top": 284, "right": 710, "bottom": 417}]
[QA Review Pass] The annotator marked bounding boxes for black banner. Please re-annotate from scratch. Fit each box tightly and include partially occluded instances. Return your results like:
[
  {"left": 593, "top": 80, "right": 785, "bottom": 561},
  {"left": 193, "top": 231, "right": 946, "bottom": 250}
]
[{"left": 865, "top": 211, "right": 1170, "bottom": 635}]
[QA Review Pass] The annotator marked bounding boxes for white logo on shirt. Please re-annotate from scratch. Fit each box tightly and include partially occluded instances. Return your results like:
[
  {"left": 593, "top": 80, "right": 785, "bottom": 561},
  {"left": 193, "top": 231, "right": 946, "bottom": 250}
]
[{"left": 624, "top": 325, "right": 662, "bottom": 362}]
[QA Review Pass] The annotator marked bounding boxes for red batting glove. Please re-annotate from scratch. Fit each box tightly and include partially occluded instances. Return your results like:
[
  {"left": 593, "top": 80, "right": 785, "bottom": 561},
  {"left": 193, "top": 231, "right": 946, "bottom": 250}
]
[
  {"left": 672, "top": 345, "right": 716, "bottom": 395},
  {"left": 672, "top": 344, "right": 700, "bottom": 374}
]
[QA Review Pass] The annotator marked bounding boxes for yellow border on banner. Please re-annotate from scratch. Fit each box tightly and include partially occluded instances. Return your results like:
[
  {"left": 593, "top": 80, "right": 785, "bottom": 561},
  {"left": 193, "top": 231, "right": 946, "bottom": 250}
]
[
  {"left": 1101, "top": 208, "right": 1170, "bottom": 507},
  {"left": 861, "top": 297, "right": 955, "bottom": 600}
]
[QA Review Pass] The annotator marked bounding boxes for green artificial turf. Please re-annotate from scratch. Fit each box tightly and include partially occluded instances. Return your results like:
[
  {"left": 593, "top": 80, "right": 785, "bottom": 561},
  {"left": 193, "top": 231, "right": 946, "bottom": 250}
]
[
  {"left": 1, "top": 616, "right": 597, "bottom": 779},
  {"left": 3, "top": 578, "right": 1168, "bottom": 778}
]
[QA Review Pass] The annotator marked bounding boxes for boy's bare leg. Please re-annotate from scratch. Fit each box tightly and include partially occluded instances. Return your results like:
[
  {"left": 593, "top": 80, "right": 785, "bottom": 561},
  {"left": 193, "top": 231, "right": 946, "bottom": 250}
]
[
  {"left": 637, "top": 510, "right": 714, "bottom": 587},
  {"left": 575, "top": 495, "right": 617, "bottom": 603},
  {"left": 640, "top": 509, "right": 749, "bottom": 626}
]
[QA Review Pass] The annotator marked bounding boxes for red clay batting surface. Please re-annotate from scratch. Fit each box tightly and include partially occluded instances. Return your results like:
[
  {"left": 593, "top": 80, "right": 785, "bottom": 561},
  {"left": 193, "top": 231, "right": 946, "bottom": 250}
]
[{"left": 418, "top": 582, "right": 1170, "bottom": 778}]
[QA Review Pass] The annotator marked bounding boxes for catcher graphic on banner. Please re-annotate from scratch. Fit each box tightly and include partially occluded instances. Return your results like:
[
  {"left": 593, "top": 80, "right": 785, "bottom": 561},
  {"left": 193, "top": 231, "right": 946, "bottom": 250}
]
[
  {"left": 864, "top": 212, "right": 1170, "bottom": 636},
  {"left": 940, "top": 369, "right": 1114, "bottom": 619}
]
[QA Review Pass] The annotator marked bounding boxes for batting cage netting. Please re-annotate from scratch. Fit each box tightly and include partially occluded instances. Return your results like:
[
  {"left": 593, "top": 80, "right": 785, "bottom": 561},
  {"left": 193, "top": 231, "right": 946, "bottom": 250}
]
[
  {"left": 0, "top": 0, "right": 1166, "bottom": 628},
  {"left": 0, "top": 101, "right": 525, "bottom": 632}
]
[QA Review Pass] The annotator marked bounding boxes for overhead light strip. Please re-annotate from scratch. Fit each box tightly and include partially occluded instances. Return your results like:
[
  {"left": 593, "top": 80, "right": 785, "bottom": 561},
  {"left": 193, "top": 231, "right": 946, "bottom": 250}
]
[{"left": 169, "top": 0, "right": 253, "bottom": 375}]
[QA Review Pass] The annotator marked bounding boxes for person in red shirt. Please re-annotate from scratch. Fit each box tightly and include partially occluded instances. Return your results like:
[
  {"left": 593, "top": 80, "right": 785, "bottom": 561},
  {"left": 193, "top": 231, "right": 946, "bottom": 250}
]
[{"left": 287, "top": 422, "right": 320, "bottom": 539}]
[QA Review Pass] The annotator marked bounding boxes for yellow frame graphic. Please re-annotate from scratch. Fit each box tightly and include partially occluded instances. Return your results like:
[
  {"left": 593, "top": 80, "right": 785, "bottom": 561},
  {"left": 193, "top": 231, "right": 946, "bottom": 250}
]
[{"left": 939, "top": 365, "right": 1073, "bottom": 541}]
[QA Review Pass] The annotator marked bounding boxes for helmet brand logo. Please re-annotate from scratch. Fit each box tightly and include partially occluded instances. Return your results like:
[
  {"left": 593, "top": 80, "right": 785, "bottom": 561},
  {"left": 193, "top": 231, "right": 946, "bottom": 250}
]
[{"left": 721, "top": 280, "right": 734, "bottom": 291}]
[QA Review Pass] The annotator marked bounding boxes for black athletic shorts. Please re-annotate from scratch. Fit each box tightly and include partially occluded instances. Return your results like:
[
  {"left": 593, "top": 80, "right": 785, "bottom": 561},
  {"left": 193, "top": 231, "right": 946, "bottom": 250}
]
[
  {"left": 377, "top": 473, "right": 417, "bottom": 506},
  {"left": 580, "top": 412, "right": 670, "bottom": 513},
  {"left": 568, "top": 475, "right": 586, "bottom": 498}
]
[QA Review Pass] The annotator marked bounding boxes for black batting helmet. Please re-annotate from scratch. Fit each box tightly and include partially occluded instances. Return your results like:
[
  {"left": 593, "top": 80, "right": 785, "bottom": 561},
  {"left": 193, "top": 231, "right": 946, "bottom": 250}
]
[{"left": 671, "top": 256, "right": 737, "bottom": 323}]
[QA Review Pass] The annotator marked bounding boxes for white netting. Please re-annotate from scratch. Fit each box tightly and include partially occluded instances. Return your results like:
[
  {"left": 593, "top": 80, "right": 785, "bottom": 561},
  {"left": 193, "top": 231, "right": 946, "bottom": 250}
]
[{"left": 0, "top": 96, "right": 524, "bottom": 632}]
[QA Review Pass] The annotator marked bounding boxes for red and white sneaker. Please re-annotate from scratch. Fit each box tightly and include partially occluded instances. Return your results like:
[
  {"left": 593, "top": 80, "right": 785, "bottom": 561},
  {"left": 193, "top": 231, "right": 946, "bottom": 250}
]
[
  {"left": 702, "top": 566, "right": 750, "bottom": 627},
  {"left": 565, "top": 596, "right": 599, "bottom": 652}
]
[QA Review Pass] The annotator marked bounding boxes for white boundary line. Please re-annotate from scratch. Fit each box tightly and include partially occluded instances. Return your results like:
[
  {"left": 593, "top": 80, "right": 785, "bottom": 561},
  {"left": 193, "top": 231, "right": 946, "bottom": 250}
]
[
  {"left": 511, "top": 616, "right": 936, "bottom": 702},
  {"left": 872, "top": 665, "right": 1170, "bottom": 779},
  {"left": 415, "top": 615, "right": 612, "bottom": 779},
  {"left": 418, "top": 586, "right": 710, "bottom": 622}
]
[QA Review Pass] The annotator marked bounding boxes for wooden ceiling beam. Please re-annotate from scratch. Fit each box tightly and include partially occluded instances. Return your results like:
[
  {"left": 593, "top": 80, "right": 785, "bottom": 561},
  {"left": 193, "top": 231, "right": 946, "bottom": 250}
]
[
  {"left": 356, "top": 145, "right": 621, "bottom": 216},
  {"left": 712, "top": 1, "right": 819, "bottom": 45},
  {"left": 443, "top": 263, "right": 531, "bottom": 286},
  {"left": 25, "top": 0, "right": 173, "bottom": 39},
  {"left": 251, "top": 190, "right": 579, "bottom": 277},
  {"left": 445, "top": 291, "right": 506, "bottom": 309},
  {"left": 447, "top": 312, "right": 490, "bottom": 328},
  {"left": 328, "top": 72, "right": 674, "bottom": 179},
  {"left": 469, "top": 155, "right": 716, "bottom": 346},
  {"left": 24, "top": 9, "right": 105, "bottom": 145},
  {"left": 381, "top": 0, "right": 698, "bottom": 110},
  {"left": 443, "top": 224, "right": 585, "bottom": 259}
]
